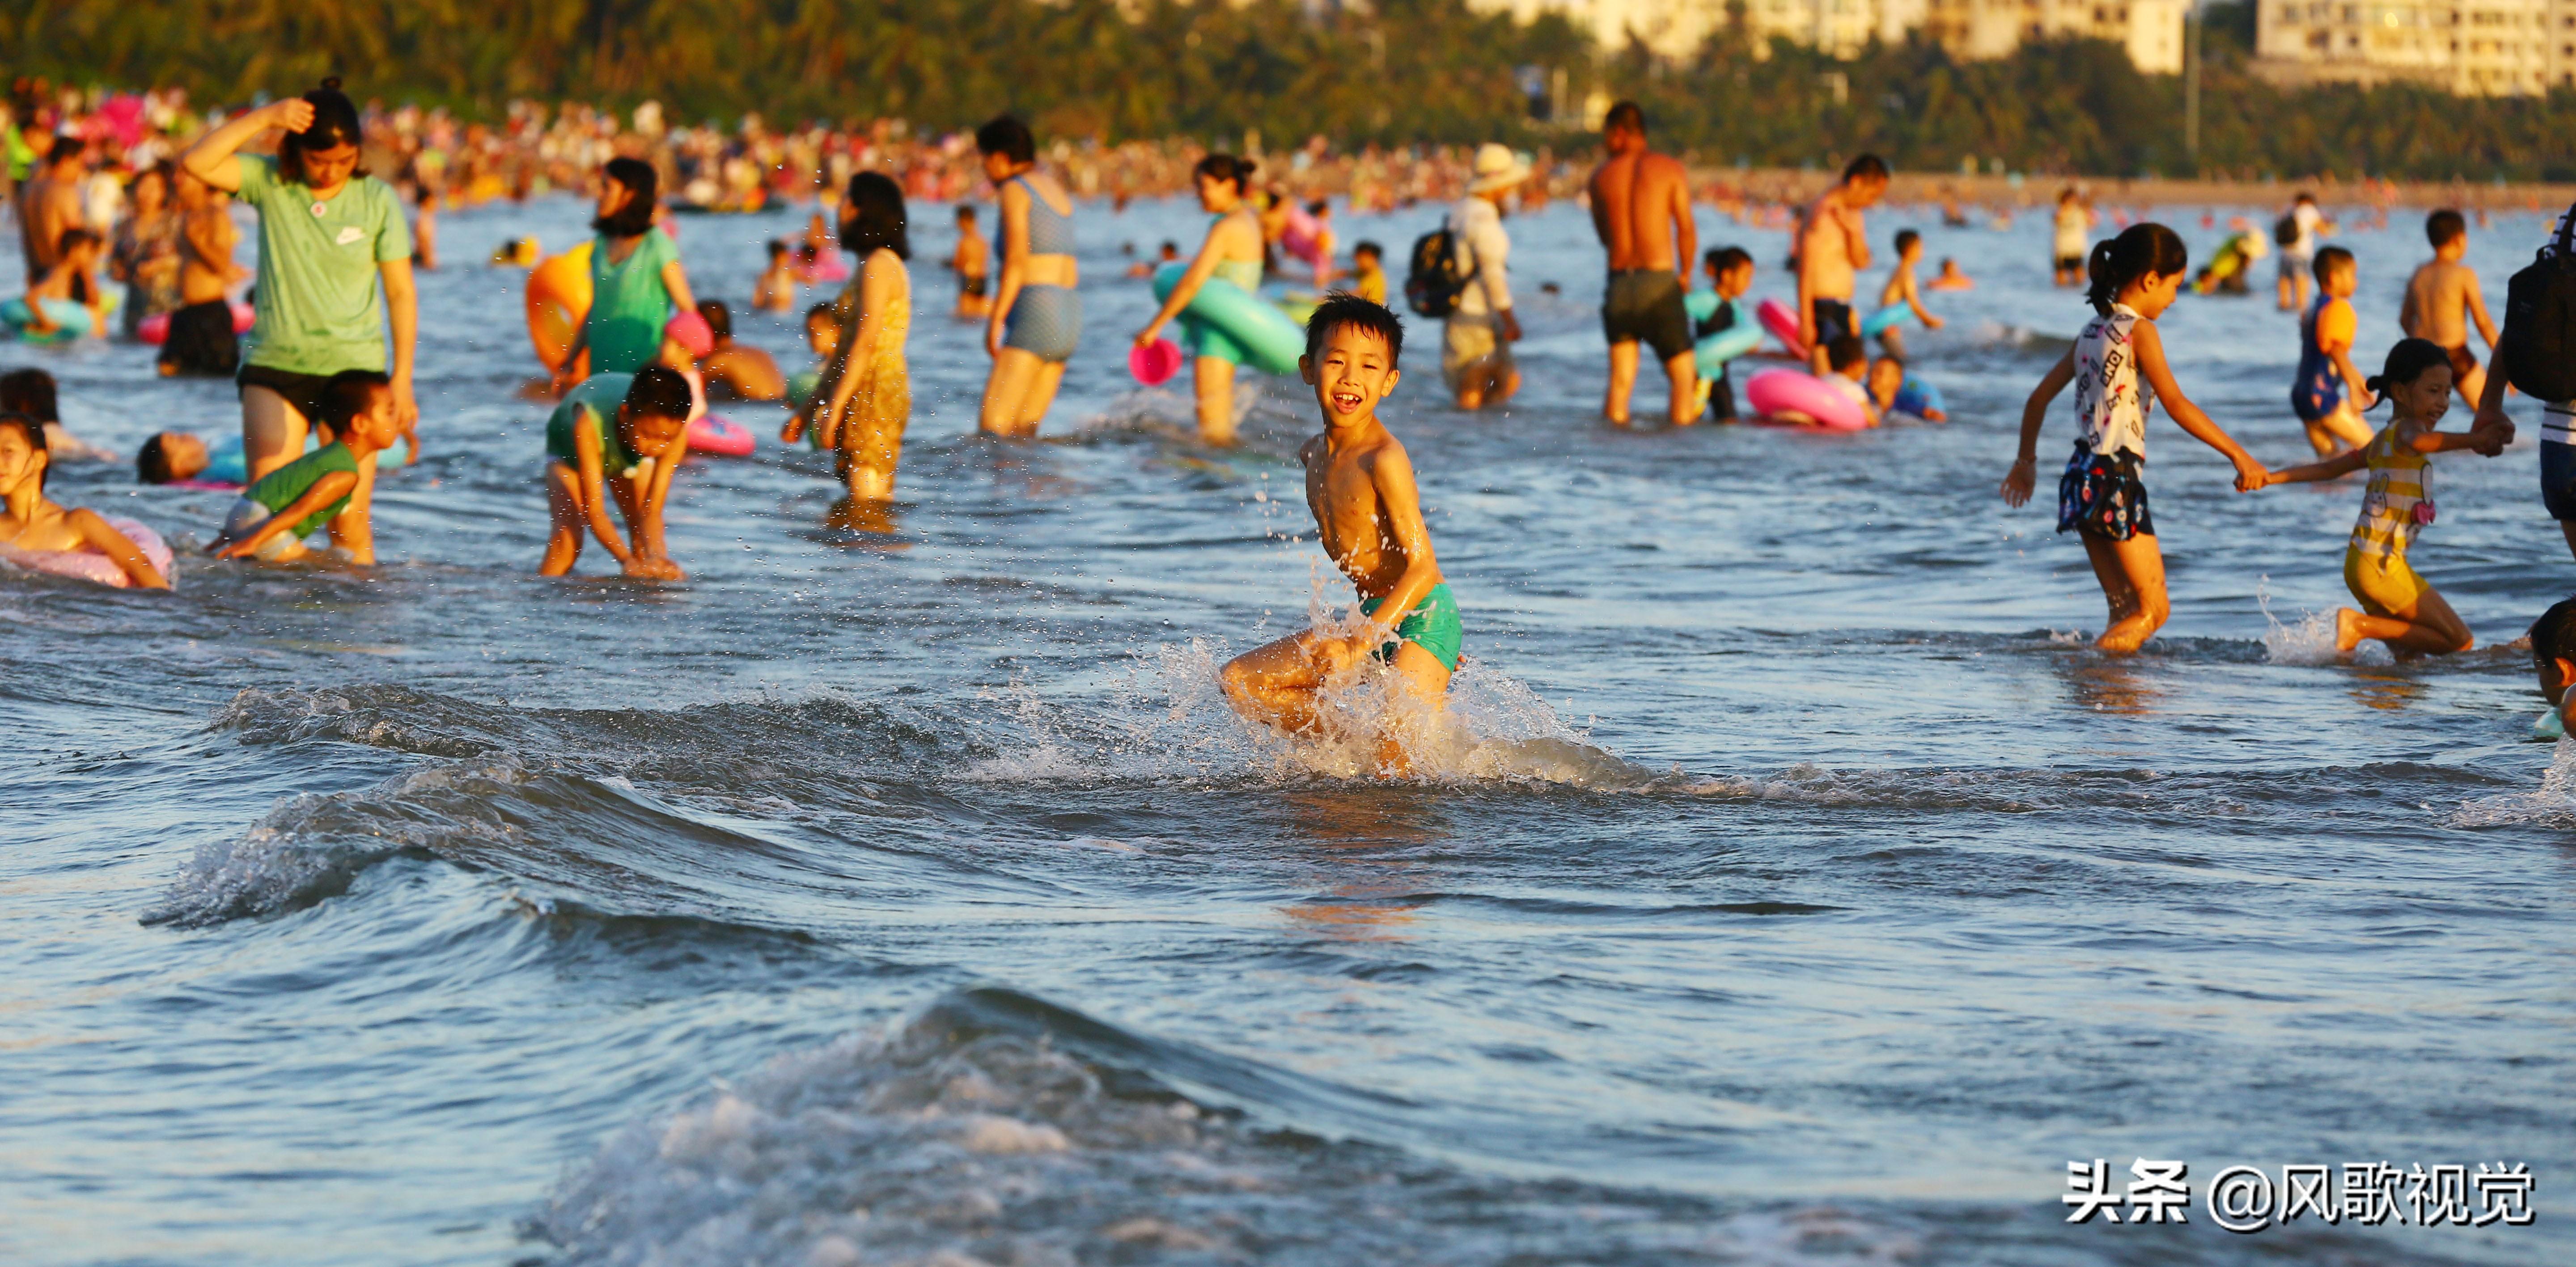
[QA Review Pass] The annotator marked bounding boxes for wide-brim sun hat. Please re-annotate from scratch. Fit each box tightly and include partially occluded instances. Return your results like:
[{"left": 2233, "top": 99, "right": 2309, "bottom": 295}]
[{"left": 1468, "top": 143, "right": 1532, "bottom": 195}]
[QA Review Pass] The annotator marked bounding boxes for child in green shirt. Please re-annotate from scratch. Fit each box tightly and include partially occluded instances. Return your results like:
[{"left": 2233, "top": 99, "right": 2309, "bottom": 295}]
[{"left": 212, "top": 370, "right": 399, "bottom": 565}]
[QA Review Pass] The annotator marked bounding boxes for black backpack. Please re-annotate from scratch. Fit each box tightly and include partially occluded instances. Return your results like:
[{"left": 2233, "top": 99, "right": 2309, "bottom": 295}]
[
  {"left": 1404, "top": 227, "right": 1469, "bottom": 318},
  {"left": 2273, "top": 213, "right": 2301, "bottom": 247},
  {"left": 2502, "top": 218, "right": 2576, "bottom": 404}
]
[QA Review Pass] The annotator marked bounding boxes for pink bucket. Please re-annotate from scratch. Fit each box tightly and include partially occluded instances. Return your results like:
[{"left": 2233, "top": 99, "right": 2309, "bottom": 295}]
[{"left": 1130, "top": 338, "right": 1183, "bottom": 386}]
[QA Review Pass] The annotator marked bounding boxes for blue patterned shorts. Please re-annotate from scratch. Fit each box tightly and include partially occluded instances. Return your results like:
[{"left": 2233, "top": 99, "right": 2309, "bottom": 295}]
[{"left": 2057, "top": 442, "right": 2155, "bottom": 541}]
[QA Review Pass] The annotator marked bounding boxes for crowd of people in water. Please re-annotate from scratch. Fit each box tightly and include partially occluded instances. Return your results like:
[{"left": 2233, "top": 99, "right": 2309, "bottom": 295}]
[{"left": 9, "top": 76, "right": 2576, "bottom": 766}]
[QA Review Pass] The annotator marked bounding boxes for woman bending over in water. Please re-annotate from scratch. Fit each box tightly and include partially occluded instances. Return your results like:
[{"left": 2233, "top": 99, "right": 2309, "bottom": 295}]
[{"left": 1133, "top": 153, "right": 1267, "bottom": 446}]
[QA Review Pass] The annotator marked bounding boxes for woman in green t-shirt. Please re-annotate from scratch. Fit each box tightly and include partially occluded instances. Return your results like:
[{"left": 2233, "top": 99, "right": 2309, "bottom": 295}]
[
  {"left": 552, "top": 157, "right": 698, "bottom": 389},
  {"left": 180, "top": 80, "right": 418, "bottom": 495}
]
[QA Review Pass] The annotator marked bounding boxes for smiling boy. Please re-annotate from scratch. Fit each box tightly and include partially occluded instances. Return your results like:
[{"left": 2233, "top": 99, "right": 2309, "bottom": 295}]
[{"left": 1221, "top": 293, "right": 1457, "bottom": 749}]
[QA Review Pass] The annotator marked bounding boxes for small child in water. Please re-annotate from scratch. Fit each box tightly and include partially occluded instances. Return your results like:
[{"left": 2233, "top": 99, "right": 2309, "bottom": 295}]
[
  {"left": 1695, "top": 246, "right": 1755, "bottom": 422},
  {"left": 0, "top": 411, "right": 171, "bottom": 588},
  {"left": 2261, "top": 338, "right": 2509, "bottom": 658},
  {"left": 788, "top": 301, "right": 838, "bottom": 414},
  {"left": 2528, "top": 596, "right": 2576, "bottom": 736},
  {"left": 19, "top": 228, "right": 107, "bottom": 340},
  {"left": 1873, "top": 229, "right": 1945, "bottom": 358},
  {"left": 2001, "top": 223, "right": 2268, "bottom": 654},
  {"left": 1349, "top": 240, "right": 1387, "bottom": 307},
  {"left": 211, "top": 370, "right": 399, "bottom": 565},
  {"left": 2290, "top": 247, "right": 2375, "bottom": 456},
  {"left": 1221, "top": 293, "right": 1457, "bottom": 774},
  {"left": 1821, "top": 335, "right": 1880, "bottom": 427},
  {"left": 950, "top": 205, "right": 990, "bottom": 320},
  {"left": 2400, "top": 209, "right": 2498, "bottom": 407},
  {"left": 1866, "top": 353, "right": 1947, "bottom": 423},
  {"left": 539, "top": 365, "right": 693, "bottom": 580},
  {"left": 753, "top": 240, "right": 798, "bottom": 313},
  {"left": 1926, "top": 257, "right": 1974, "bottom": 291}
]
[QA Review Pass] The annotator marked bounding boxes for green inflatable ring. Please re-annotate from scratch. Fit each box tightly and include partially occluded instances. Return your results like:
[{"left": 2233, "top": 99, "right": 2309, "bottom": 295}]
[{"left": 1152, "top": 263, "right": 1305, "bottom": 376}]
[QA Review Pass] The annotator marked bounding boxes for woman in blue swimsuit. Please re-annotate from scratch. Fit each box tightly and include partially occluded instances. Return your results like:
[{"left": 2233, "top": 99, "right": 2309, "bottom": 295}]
[{"left": 975, "top": 116, "right": 1082, "bottom": 439}]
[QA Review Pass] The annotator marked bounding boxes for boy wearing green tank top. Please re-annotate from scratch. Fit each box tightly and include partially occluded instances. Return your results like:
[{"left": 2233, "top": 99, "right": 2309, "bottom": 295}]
[
  {"left": 539, "top": 365, "right": 692, "bottom": 580},
  {"left": 212, "top": 370, "right": 398, "bottom": 565}
]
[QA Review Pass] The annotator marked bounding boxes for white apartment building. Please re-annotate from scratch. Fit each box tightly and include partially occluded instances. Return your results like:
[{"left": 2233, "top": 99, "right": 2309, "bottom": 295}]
[
  {"left": 1470, "top": 0, "right": 2186, "bottom": 72},
  {"left": 2255, "top": 0, "right": 2576, "bottom": 94}
]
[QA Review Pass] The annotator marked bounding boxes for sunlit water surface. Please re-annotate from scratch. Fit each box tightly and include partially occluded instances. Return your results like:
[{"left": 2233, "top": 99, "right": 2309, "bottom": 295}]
[{"left": 4, "top": 194, "right": 2569, "bottom": 1266}]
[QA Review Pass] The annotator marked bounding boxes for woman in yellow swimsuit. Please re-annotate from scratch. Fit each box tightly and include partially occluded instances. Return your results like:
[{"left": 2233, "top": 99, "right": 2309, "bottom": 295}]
[{"left": 2263, "top": 338, "right": 2512, "bottom": 658}]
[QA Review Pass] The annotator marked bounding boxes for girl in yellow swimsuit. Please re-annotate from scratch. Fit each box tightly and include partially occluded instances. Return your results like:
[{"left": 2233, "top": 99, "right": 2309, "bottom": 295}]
[{"left": 2262, "top": 338, "right": 2512, "bottom": 658}]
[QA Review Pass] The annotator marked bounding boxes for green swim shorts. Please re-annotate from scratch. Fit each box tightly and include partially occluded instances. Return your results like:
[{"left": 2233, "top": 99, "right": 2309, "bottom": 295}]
[{"left": 1360, "top": 582, "right": 1462, "bottom": 672}]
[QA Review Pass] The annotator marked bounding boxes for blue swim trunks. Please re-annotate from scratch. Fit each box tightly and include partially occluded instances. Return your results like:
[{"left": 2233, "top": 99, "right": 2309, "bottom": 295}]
[{"left": 1360, "top": 582, "right": 1462, "bottom": 672}]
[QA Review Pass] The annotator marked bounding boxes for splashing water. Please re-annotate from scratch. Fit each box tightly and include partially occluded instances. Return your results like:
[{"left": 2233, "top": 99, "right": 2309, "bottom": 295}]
[{"left": 2451, "top": 737, "right": 2576, "bottom": 827}]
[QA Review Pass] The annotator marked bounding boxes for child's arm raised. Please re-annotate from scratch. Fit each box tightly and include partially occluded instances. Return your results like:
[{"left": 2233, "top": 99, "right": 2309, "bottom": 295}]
[
  {"left": 2000, "top": 347, "right": 2075, "bottom": 506},
  {"left": 2133, "top": 319, "right": 2268, "bottom": 492},
  {"left": 180, "top": 99, "right": 311, "bottom": 193},
  {"left": 64, "top": 507, "right": 170, "bottom": 589},
  {"left": 2261, "top": 446, "right": 2368, "bottom": 486},
  {"left": 213, "top": 469, "right": 357, "bottom": 560}
]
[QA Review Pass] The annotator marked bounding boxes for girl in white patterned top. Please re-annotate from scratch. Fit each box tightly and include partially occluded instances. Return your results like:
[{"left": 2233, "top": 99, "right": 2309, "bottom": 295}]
[{"left": 2001, "top": 223, "right": 2269, "bottom": 654}]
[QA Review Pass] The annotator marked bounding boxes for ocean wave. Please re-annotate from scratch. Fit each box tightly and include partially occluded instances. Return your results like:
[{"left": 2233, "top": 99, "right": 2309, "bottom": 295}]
[{"left": 536, "top": 986, "right": 1941, "bottom": 1267}]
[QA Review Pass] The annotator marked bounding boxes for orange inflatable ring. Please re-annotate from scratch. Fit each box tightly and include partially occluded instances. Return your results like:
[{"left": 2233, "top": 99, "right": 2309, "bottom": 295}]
[{"left": 526, "top": 242, "right": 593, "bottom": 373}]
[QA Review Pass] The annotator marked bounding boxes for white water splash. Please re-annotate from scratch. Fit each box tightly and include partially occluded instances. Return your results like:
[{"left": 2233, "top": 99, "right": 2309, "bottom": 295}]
[{"left": 2450, "top": 738, "right": 2576, "bottom": 827}]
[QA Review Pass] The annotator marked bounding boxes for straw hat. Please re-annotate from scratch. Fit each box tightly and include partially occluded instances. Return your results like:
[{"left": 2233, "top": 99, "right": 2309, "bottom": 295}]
[{"left": 1468, "top": 143, "right": 1532, "bottom": 195}]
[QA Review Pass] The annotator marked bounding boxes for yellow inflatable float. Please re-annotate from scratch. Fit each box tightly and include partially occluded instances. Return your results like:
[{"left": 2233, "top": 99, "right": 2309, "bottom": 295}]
[{"left": 526, "top": 241, "right": 593, "bottom": 374}]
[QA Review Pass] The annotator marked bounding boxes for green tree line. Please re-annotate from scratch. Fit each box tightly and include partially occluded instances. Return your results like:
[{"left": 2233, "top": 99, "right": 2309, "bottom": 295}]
[{"left": 6, "top": 0, "right": 2571, "bottom": 178}]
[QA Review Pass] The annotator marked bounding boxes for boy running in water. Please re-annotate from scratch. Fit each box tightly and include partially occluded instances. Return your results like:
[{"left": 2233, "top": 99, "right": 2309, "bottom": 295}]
[
  {"left": 1222, "top": 294, "right": 1457, "bottom": 771},
  {"left": 2400, "top": 209, "right": 2498, "bottom": 408}
]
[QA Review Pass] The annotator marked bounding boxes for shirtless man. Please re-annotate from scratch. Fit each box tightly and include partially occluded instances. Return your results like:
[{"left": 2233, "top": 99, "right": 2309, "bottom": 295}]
[
  {"left": 692, "top": 299, "right": 786, "bottom": 401},
  {"left": 17, "top": 137, "right": 87, "bottom": 286},
  {"left": 1587, "top": 101, "right": 1697, "bottom": 426},
  {"left": 1797, "top": 154, "right": 1889, "bottom": 375},
  {"left": 161, "top": 169, "right": 242, "bottom": 377},
  {"left": 2399, "top": 208, "right": 2499, "bottom": 407},
  {"left": 1221, "top": 294, "right": 1458, "bottom": 774}
]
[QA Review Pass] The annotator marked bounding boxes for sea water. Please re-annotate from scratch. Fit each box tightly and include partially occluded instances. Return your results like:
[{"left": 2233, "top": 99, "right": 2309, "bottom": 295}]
[{"left": 3, "top": 194, "right": 2568, "bottom": 1265}]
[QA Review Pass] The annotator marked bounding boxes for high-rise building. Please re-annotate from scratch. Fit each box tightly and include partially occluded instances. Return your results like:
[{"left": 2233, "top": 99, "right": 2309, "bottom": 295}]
[
  {"left": 2253, "top": 0, "right": 2576, "bottom": 94},
  {"left": 1469, "top": 0, "right": 2186, "bottom": 72}
]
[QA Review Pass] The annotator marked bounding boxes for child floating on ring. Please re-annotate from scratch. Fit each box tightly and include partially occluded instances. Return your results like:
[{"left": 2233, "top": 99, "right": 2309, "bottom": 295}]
[
  {"left": 2000, "top": 224, "right": 2269, "bottom": 654},
  {"left": 1221, "top": 293, "right": 1457, "bottom": 775},
  {"left": 211, "top": 370, "right": 400, "bottom": 565},
  {"left": 538, "top": 365, "right": 692, "bottom": 581},
  {"left": 2261, "top": 338, "right": 2510, "bottom": 658},
  {"left": 0, "top": 411, "right": 172, "bottom": 588}
]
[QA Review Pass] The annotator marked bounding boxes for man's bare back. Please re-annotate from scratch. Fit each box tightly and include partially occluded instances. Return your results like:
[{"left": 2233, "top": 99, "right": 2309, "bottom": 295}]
[
  {"left": 19, "top": 170, "right": 81, "bottom": 276},
  {"left": 179, "top": 204, "right": 235, "bottom": 306},
  {"left": 1588, "top": 150, "right": 1691, "bottom": 272},
  {"left": 1800, "top": 190, "right": 1869, "bottom": 304},
  {"left": 1301, "top": 427, "right": 1428, "bottom": 599}
]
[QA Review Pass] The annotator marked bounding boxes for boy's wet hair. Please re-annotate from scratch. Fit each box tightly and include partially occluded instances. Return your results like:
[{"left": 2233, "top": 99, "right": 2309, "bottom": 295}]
[
  {"left": 1894, "top": 228, "right": 1920, "bottom": 255},
  {"left": 136, "top": 433, "right": 177, "bottom": 485},
  {"left": 1826, "top": 334, "right": 1866, "bottom": 372},
  {"left": 2085, "top": 222, "right": 2188, "bottom": 316},
  {"left": 55, "top": 226, "right": 101, "bottom": 255},
  {"left": 1193, "top": 153, "right": 1258, "bottom": 195},
  {"left": 1352, "top": 239, "right": 1382, "bottom": 261},
  {"left": 0, "top": 367, "right": 61, "bottom": 422},
  {"left": 1842, "top": 153, "right": 1889, "bottom": 184},
  {"left": 623, "top": 365, "right": 693, "bottom": 421},
  {"left": 320, "top": 369, "right": 391, "bottom": 430},
  {"left": 696, "top": 299, "right": 732, "bottom": 341},
  {"left": 280, "top": 78, "right": 366, "bottom": 185},
  {"left": 1872, "top": 352, "right": 1907, "bottom": 374},
  {"left": 1303, "top": 292, "right": 1404, "bottom": 365},
  {"left": 0, "top": 409, "right": 48, "bottom": 492},
  {"left": 1603, "top": 100, "right": 1646, "bottom": 135},
  {"left": 47, "top": 135, "right": 84, "bottom": 166},
  {"left": 974, "top": 115, "right": 1036, "bottom": 166},
  {"left": 765, "top": 238, "right": 788, "bottom": 259},
  {"left": 804, "top": 301, "right": 836, "bottom": 327},
  {"left": 595, "top": 157, "right": 659, "bottom": 238},
  {"left": 955, "top": 204, "right": 977, "bottom": 222},
  {"left": 2312, "top": 245, "right": 2355, "bottom": 284},
  {"left": 2534, "top": 597, "right": 2576, "bottom": 675},
  {"left": 2426, "top": 208, "right": 2466, "bottom": 247},
  {"left": 1705, "top": 245, "right": 1752, "bottom": 274},
  {"left": 840, "top": 171, "right": 910, "bottom": 259},
  {"left": 2365, "top": 337, "right": 2453, "bottom": 403}
]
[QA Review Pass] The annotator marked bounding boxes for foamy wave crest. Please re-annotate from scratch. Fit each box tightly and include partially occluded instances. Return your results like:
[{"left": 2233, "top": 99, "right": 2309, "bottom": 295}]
[
  {"left": 2449, "top": 739, "right": 2576, "bottom": 827},
  {"left": 144, "top": 761, "right": 534, "bottom": 927},
  {"left": 537, "top": 988, "right": 1915, "bottom": 1267}
]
